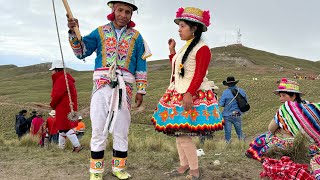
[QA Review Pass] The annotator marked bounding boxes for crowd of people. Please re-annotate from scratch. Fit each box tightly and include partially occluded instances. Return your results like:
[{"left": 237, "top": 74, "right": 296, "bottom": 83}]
[
  {"left": 15, "top": 109, "right": 86, "bottom": 147},
  {"left": 13, "top": 1, "right": 319, "bottom": 180}
]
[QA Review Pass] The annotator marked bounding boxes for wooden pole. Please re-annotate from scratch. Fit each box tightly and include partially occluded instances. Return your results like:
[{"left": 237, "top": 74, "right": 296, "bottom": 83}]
[{"left": 62, "top": 0, "right": 82, "bottom": 41}]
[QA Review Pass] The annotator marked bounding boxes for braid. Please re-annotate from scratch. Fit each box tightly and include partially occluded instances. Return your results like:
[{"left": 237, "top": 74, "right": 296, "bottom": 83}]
[
  {"left": 180, "top": 22, "right": 203, "bottom": 77},
  {"left": 285, "top": 92, "right": 304, "bottom": 103}
]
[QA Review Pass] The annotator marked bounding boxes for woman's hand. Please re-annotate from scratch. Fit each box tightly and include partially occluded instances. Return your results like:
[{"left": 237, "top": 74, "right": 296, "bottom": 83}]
[
  {"left": 182, "top": 92, "right": 193, "bottom": 111},
  {"left": 67, "top": 14, "right": 79, "bottom": 33},
  {"left": 168, "top": 38, "right": 176, "bottom": 54}
]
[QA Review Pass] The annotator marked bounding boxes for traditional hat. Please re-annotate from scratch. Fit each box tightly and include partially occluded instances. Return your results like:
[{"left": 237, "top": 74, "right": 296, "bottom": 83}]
[
  {"left": 174, "top": 7, "right": 211, "bottom": 32},
  {"left": 274, "top": 78, "right": 303, "bottom": 95},
  {"left": 49, "top": 60, "right": 64, "bottom": 71},
  {"left": 107, "top": 0, "right": 137, "bottom": 11},
  {"left": 223, "top": 76, "right": 239, "bottom": 86},
  {"left": 209, "top": 81, "right": 219, "bottom": 90},
  {"left": 20, "top": 110, "right": 27, "bottom": 114},
  {"left": 49, "top": 110, "right": 55, "bottom": 116},
  {"left": 78, "top": 116, "right": 83, "bottom": 120}
]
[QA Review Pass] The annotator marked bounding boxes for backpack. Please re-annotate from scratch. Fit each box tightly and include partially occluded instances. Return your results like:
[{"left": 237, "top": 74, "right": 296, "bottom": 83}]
[{"left": 230, "top": 88, "right": 250, "bottom": 112}]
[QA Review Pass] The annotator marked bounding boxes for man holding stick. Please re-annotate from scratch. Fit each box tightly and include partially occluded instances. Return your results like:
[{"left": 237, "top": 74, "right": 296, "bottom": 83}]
[{"left": 67, "top": 1, "right": 151, "bottom": 179}]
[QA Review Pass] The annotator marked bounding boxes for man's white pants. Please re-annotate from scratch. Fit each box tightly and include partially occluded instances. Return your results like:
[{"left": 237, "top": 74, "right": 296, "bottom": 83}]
[{"left": 90, "top": 85, "right": 131, "bottom": 152}]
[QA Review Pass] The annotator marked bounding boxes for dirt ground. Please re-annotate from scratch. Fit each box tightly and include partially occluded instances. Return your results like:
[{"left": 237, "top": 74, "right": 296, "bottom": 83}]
[{"left": 0, "top": 139, "right": 262, "bottom": 180}]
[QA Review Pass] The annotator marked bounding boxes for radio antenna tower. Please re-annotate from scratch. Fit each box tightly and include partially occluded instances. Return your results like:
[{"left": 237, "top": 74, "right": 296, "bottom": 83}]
[{"left": 236, "top": 28, "right": 242, "bottom": 45}]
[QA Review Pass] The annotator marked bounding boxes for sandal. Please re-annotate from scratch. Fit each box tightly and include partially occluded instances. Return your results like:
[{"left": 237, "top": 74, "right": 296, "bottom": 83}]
[
  {"left": 164, "top": 167, "right": 190, "bottom": 177},
  {"left": 186, "top": 174, "right": 201, "bottom": 180},
  {"left": 186, "top": 169, "right": 201, "bottom": 180}
]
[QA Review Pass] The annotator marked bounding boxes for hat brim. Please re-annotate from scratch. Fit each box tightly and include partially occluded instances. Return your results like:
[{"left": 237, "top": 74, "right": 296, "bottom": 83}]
[
  {"left": 211, "top": 85, "right": 219, "bottom": 90},
  {"left": 107, "top": 1, "right": 138, "bottom": 11},
  {"left": 174, "top": 18, "right": 207, "bottom": 32},
  {"left": 273, "top": 89, "right": 304, "bottom": 96},
  {"left": 223, "top": 80, "right": 239, "bottom": 86}
]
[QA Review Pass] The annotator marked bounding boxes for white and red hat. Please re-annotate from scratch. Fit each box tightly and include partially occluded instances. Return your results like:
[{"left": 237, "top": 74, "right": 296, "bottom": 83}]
[{"left": 107, "top": 0, "right": 137, "bottom": 11}]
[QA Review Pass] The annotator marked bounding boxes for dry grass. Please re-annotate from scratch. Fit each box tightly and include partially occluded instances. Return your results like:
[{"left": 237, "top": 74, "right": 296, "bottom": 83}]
[
  {"left": 19, "top": 134, "right": 40, "bottom": 147},
  {"left": 265, "top": 133, "right": 310, "bottom": 164}
]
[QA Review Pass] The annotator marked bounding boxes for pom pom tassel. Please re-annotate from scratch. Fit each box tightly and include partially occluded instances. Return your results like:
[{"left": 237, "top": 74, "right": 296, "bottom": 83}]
[
  {"left": 107, "top": 12, "right": 115, "bottom": 21},
  {"left": 176, "top": 7, "right": 184, "bottom": 18},
  {"left": 202, "top": 10, "right": 211, "bottom": 27},
  {"left": 127, "top": 20, "right": 136, "bottom": 28}
]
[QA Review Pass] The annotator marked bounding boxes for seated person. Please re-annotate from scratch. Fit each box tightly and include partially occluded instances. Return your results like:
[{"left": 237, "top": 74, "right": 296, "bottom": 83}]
[
  {"left": 246, "top": 78, "right": 320, "bottom": 162},
  {"left": 74, "top": 116, "right": 85, "bottom": 139}
]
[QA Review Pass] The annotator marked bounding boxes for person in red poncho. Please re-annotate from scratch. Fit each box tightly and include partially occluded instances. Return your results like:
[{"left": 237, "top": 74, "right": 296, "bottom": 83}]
[
  {"left": 49, "top": 60, "right": 82, "bottom": 152},
  {"left": 30, "top": 111, "right": 46, "bottom": 146}
]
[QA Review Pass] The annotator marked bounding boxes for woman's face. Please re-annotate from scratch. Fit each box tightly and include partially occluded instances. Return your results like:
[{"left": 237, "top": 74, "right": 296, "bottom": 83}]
[
  {"left": 178, "top": 21, "right": 196, "bottom": 40},
  {"left": 279, "top": 92, "right": 296, "bottom": 103}
]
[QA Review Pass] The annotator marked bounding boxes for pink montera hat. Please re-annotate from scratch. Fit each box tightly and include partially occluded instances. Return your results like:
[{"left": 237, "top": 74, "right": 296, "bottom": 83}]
[
  {"left": 174, "top": 7, "right": 211, "bottom": 32},
  {"left": 274, "top": 78, "right": 303, "bottom": 96}
]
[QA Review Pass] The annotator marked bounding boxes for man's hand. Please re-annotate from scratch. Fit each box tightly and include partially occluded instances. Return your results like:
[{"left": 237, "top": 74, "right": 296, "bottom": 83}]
[
  {"left": 67, "top": 14, "right": 79, "bottom": 33},
  {"left": 135, "top": 93, "right": 144, "bottom": 108},
  {"left": 182, "top": 92, "right": 193, "bottom": 111}
]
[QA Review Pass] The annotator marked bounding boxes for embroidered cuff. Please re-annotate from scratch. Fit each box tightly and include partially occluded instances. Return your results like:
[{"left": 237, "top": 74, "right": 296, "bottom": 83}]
[
  {"left": 90, "top": 158, "right": 104, "bottom": 172},
  {"left": 136, "top": 81, "right": 147, "bottom": 94},
  {"left": 112, "top": 157, "right": 127, "bottom": 169},
  {"left": 69, "top": 33, "right": 84, "bottom": 58},
  {"left": 136, "top": 71, "right": 147, "bottom": 94}
]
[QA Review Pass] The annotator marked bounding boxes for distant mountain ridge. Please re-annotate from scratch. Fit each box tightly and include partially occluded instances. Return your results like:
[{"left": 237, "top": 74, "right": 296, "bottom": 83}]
[
  {"left": 147, "top": 45, "right": 320, "bottom": 73},
  {"left": 0, "top": 62, "right": 75, "bottom": 79},
  {"left": 1, "top": 45, "right": 319, "bottom": 76}
]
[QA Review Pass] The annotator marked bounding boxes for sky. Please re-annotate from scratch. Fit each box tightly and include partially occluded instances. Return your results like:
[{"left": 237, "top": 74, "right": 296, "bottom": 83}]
[{"left": 0, "top": 0, "right": 319, "bottom": 71}]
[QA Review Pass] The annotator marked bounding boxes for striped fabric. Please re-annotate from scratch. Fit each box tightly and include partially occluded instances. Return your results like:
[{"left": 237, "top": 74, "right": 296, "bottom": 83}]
[{"left": 274, "top": 101, "right": 320, "bottom": 146}]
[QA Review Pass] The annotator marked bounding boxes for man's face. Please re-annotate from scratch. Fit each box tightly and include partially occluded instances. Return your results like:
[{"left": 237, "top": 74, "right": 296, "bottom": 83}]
[{"left": 113, "top": 4, "right": 133, "bottom": 28}]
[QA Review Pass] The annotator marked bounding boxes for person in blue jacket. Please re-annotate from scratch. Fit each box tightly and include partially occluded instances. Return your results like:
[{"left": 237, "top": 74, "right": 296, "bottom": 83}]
[{"left": 219, "top": 76, "right": 248, "bottom": 143}]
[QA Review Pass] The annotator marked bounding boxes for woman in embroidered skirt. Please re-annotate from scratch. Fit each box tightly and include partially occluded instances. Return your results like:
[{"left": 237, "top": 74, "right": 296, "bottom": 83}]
[
  {"left": 245, "top": 78, "right": 320, "bottom": 163},
  {"left": 151, "top": 7, "right": 223, "bottom": 180}
]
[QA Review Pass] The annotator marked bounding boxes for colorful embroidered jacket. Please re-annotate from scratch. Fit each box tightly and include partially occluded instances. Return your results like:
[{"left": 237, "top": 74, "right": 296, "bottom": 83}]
[{"left": 68, "top": 22, "right": 150, "bottom": 94}]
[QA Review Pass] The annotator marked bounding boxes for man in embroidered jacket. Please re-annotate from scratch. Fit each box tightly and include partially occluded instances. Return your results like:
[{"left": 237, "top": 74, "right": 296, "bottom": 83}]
[{"left": 67, "top": 1, "right": 151, "bottom": 179}]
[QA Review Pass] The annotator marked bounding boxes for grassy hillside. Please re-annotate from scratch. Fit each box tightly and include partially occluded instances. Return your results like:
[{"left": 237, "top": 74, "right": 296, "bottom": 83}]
[
  {"left": 212, "top": 45, "right": 320, "bottom": 71},
  {"left": 0, "top": 47, "right": 319, "bottom": 179}
]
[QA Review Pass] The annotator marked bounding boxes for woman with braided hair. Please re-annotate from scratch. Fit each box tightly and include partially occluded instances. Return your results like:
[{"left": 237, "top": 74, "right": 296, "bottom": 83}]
[{"left": 152, "top": 7, "right": 223, "bottom": 180}]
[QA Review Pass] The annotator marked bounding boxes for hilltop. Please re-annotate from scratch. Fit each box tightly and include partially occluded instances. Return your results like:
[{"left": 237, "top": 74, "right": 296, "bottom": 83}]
[{"left": 149, "top": 45, "right": 320, "bottom": 73}]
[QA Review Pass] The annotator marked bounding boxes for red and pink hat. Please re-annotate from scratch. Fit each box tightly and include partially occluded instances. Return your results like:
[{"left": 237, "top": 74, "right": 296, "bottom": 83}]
[
  {"left": 174, "top": 7, "right": 211, "bottom": 32},
  {"left": 274, "top": 78, "right": 303, "bottom": 96}
]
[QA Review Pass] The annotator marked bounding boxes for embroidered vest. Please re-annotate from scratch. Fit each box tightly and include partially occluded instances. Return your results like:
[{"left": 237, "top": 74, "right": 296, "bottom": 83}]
[
  {"left": 98, "top": 24, "right": 139, "bottom": 68},
  {"left": 171, "top": 39, "right": 211, "bottom": 93}
]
